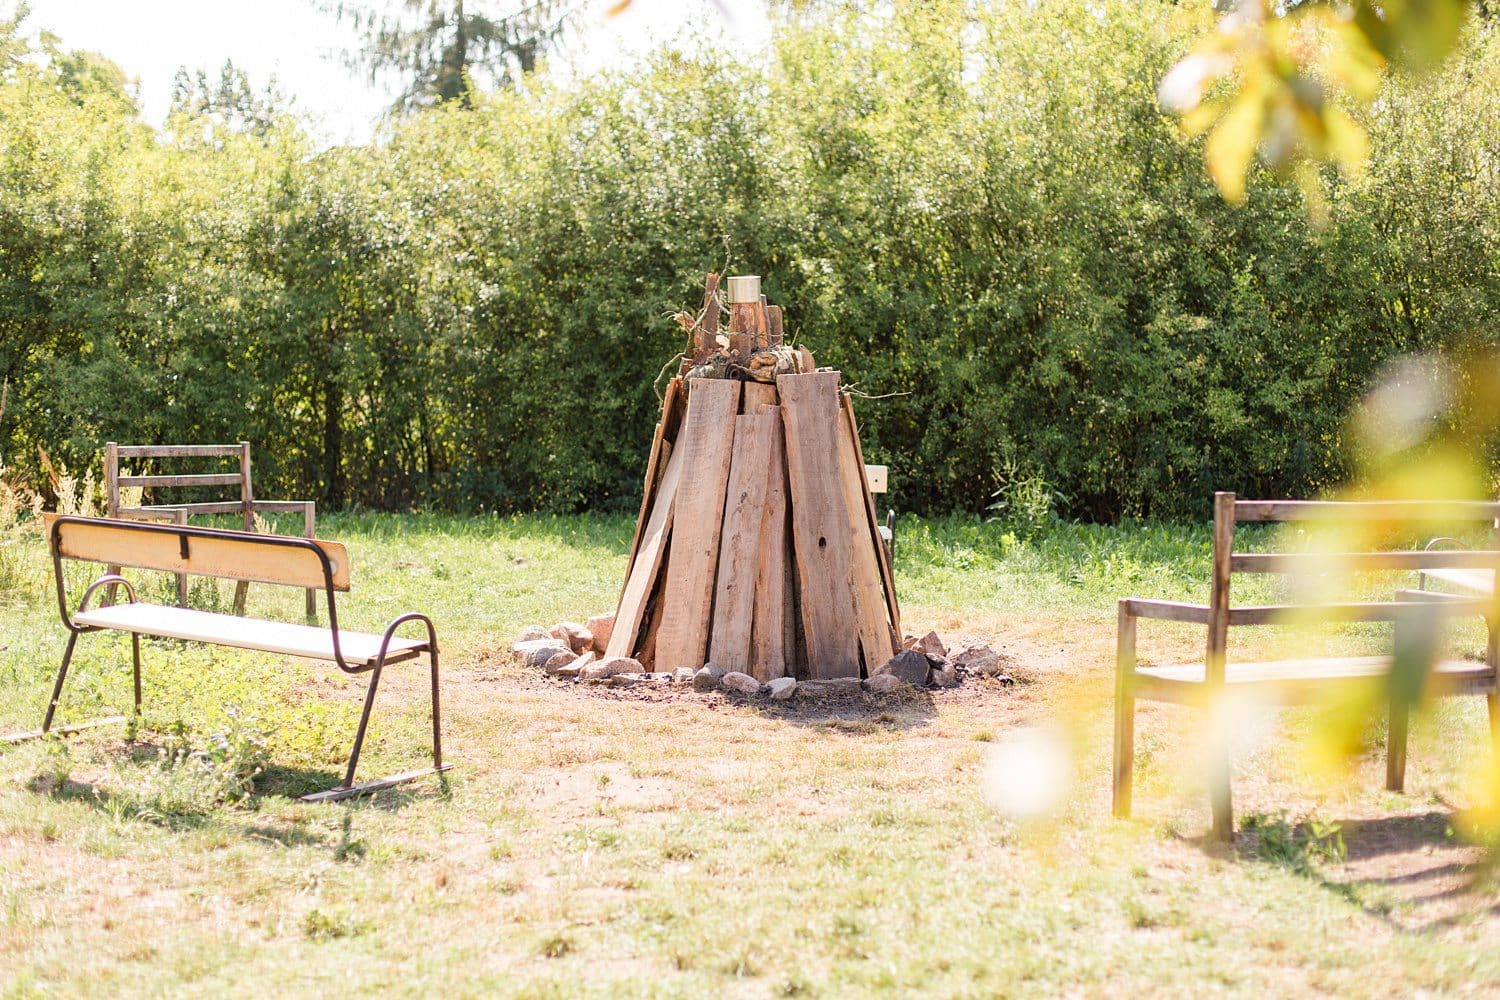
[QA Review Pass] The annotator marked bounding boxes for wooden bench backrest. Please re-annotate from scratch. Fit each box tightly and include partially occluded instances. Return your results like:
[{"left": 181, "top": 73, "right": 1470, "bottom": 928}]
[
  {"left": 105, "top": 442, "right": 254, "bottom": 518},
  {"left": 46, "top": 514, "right": 350, "bottom": 592},
  {"left": 1206, "top": 492, "right": 1500, "bottom": 681}
]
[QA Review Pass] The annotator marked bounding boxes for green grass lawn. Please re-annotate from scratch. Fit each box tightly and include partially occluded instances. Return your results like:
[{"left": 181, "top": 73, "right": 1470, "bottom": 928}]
[{"left": 0, "top": 512, "right": 1496, "bottom": 997}]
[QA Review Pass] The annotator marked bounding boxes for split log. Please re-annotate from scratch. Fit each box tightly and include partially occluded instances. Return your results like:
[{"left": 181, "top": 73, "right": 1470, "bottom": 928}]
[
  {"left": 654, "top": 378, "right": 742, "bottom": 672},
  {"left": 841, "top": 394, "right": 901, "bottom": 636},
  {"left": 835, "top": 401, "right": 898, "bottom": 665},
  {"left": 608, "top": 441, "right": 687, "bottom": 658},
  {"left": 777, "top": 370, "right": 862, "bottom": 679},
  {"left": 751, "top": 408, "right": 790, "bottom": 680},
  {"left": 708, "top": 411, "right": 778, "bottom": 674}
]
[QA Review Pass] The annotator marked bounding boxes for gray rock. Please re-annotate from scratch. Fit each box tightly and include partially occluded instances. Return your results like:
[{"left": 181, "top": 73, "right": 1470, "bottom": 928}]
[
  {"left": 549, "top": 621, "right": 594, "bottom": 655},
  {"left": 674, "top": 667, "right": 697, "bottom": 685},
  {"left": 693, "top": 662, "right": 726, "bottom": 692},
  {"left": 580, "top": 656, "right": 642, "bottom": 682},
  {"left": 916, "top": 630, "right": 948, "bottom": 662},
  {"left": 609, "top": 672, "right": 648, "bottom": 686},
  {"left": 586, "top": 612, "right": 616, "bottom": 654},
  {"left": 514, "top": 638, "right": 571, "bottom": 668},
  {"left": 953, "top": 642, "right": 1003, "bottom": 676},
  {"left": 721, "top": 671, "right": 762, "bottom": 696},
  {"left": 934, "top": 664, "right": 961, "bottom": 688},
  {"left": 554, "top": 663, "right": 584, "bottom": 680},
  {"left": 875, "top": 649, "right": 931, "bottom": 687},
  {"left": 516, "top": 625, "right": 550, "bottom": 643},
  {"left": 865, "top": 673, "right": 904, "bottom": 695},
  {"left": 796, "top": 678, "right": 864, "bottom": 698},
  {"left": 767, "top": 677, "right": 797, "bottom": 700},
  {"left": 542, "top": 649, "right": 582, "bottom": 674}
]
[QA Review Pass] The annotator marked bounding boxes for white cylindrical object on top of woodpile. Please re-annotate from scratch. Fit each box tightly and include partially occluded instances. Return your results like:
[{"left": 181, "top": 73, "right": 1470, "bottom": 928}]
[{"left": 725, "top": 275, "right": 761, "bottom": 304}]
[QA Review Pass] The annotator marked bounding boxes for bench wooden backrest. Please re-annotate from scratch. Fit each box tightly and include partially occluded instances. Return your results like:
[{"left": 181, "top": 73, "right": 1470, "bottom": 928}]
[
  {"left": 105, "top": 442, "right": 255, "bottom": 519},
  {"left": 1206, "top": 492, "right": 1500, "bottom": 682},
  {"left": 46, "top": 514, "right": 350, "bottom": 592}
]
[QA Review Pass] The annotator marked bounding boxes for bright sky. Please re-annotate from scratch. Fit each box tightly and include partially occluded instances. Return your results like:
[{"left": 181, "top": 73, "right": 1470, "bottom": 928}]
[{"left": 24, "top": 0, "right": 769, "bottom": 144}]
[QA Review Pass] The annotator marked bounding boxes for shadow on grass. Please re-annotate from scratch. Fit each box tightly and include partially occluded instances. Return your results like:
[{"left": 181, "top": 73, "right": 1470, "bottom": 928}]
[
  {"left": 748, "top": 688, "right": 940, "bottom": 733},
  {"left": 1232, "top": 809, "right": 1500, "bottom": 931}
]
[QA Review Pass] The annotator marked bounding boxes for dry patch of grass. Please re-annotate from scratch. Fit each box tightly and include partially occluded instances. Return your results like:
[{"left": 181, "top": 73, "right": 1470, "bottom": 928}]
[{"left": 0, "top": 514, "right": 1495, "bottom": 996}]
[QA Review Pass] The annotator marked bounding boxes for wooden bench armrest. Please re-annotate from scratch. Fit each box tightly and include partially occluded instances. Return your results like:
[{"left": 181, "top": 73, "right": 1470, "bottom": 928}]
[
  {"left": 1121, "top": 597, "right": 1490, "bottom": 628},
  {"left": 1119, "top": 599, "right": 1209, "bottom": 623}
]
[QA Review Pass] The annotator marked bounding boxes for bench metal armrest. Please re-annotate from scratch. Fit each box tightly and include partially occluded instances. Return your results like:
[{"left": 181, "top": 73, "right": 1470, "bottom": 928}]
[{"left": 56, "top": 573, "right": 138, "bottom": 633}]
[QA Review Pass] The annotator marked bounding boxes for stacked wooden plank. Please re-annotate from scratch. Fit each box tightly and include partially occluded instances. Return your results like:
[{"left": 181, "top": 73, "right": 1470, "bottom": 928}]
[{"left": 605, "top": 275, "right": 900, "bottom": 680}]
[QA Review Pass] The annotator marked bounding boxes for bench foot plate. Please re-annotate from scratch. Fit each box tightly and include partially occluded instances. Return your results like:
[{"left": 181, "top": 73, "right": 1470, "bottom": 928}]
[
  {"left": 299, "top": 764, "right": 453, "bottom": 803},
  {"left": 1, "top": 716, "right": 127, "bottom": 744}
]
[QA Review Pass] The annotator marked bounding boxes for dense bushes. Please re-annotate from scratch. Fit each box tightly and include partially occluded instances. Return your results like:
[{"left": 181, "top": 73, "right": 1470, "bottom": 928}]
[{"left": 1, "top": 2, "right": 1495, "bottom": 520}]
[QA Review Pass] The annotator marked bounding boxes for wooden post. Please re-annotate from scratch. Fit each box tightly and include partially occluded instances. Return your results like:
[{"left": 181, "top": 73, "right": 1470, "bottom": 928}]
[
  {"left": 303, "top": 500, "right": 317, "bottom": 620},
  {"left": 726, "top": 275, "right": 760, "bottom": 359},
  {"left": 233, "top": 442, "right": 254, "bottom": 615},
  {"left": 173, "top": 508, "right": 190, "bottom": 607},
  {"left": 1207, "top": 491, "right": 1236, "bottom": 842},
  {"left": 103, "top": 442, "right": 121, "bottom": 606},
  {"left": 1113, "top": 599, "right": 1137, "bottom": 819},
  {"left": 1386, "top": 689, "right": 1409, "bottom": 793}
]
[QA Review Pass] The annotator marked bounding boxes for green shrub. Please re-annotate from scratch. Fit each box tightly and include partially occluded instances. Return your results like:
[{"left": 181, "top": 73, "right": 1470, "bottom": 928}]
[{"left": 0, "top": 4, "right": 1495, "bottom": 520}]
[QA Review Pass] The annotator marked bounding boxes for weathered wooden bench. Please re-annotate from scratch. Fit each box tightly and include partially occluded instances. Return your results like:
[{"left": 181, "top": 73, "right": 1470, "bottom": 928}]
[
  {"left": 104, "top": 441, "right": 317, "bottom": 616},
  {"left": 9, "top": 515, "right": 449, "bottom": 802},
  {"left": 1114, "top": 493, "right": 1500, "bottom": 841}
]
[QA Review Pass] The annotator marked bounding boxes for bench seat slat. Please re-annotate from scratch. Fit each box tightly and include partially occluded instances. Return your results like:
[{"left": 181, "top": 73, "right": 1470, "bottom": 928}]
[
  {"left": 1421, "top": 567, "right": 1495, "bottom": 595},
  {"left": 73, "top": 604, "right": 426, "bottom": 667},
  {"left": 1132, "top": 656, "right": 1495, "bottom": 706}
]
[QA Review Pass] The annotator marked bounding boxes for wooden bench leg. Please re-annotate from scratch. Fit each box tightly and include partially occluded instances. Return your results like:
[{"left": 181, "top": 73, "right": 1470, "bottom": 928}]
[
  {"left": 1113, "top": 601, "right": 1136, "bottom": 819},
  {"left": 103, "top": 564, "right": 123, "bottom": 608},
  {"left": 304, "top": 502, "right": 317, "bottom": 621},
  {"left": 1387, "top": 692, "right": 1410, "bottom": 793},
  {"left": 173, "top": 510, "right": 189, "bottom": 607},
  {"left": 1210, "top": 747, "right": 1234, "bottom": 843},
  {"left": 1489, "top": 693, "right": 1499, "bottom": 762}
]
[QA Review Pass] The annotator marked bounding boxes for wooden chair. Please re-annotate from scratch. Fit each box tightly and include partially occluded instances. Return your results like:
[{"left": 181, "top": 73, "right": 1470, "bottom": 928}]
[
  {"left": 104, "top": 442, "right": 316, "bottom": 617},
  {"left": 1114, "top": 492, "right": 1500, "bottom": 841}
]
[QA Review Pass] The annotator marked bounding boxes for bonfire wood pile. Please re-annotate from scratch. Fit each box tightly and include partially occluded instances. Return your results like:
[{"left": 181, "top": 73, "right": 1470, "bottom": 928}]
[{"left": 605, "top": 273, "right": 901, "bottom": 680}]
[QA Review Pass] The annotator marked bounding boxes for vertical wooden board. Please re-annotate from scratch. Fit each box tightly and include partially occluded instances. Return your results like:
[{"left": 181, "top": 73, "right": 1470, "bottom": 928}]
[
  {"left": 654, "top": 378, "right": 742, "bottom": 672},
  {"left": 708, "top": 412, "right": 777, "bottom": 674},
  {"left": 742, "top": 382, "right": 778, "bottom": 414},
  {"left": 621, "top": 379, "right": 683, "bottom": 586},
  {"left": 840, "top": 395, "right": 901, "bottom": 637},
  {"left": 835, "top": 405, "right": 897, "bottom": 667},
  {"left": 607, "top": 444, "right": 687, "bottom": 658},
  {"left": 637, "top": 581, "right": 669, "bottom": 671},
  {"left": 777, "top": 371, "right": 861, "bottom": 679},
  {"left": 750, "top": 409, "right": 788, "bottom": 681}
]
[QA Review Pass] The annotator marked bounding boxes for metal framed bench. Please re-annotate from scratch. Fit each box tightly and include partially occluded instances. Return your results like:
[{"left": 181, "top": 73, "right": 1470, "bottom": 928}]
[
  {"left": 1114, "top": 492, "right": 1500, "bottom": 841},
  {"left": 8, "top": 514, "right": 449, "bottom": 803}
]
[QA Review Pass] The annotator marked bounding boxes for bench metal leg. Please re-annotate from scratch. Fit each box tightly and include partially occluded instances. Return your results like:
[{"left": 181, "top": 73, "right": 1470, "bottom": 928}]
[
  {"left": 300, "top": 616, "right": 449, "bottom": 804},
  {"left": 1387, "top": 693, "right": 1410, "bottom": 793},
  {"left": 2, "top": 631, "right": 126, "bottom": 744},
  {"left": 41, "top": 632, "right": 78, "bottom": 734}
]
